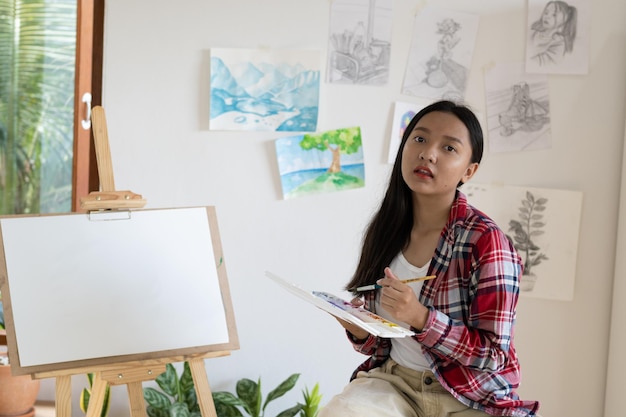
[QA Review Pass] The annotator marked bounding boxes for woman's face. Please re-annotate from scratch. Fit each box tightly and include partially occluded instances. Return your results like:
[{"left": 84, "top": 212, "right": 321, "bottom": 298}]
[{"left": 401, "top": 111, "right": 478, "bottom": 198}]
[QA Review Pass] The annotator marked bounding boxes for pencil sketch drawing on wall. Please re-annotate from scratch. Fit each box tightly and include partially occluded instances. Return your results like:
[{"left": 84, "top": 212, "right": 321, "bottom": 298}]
[
  {"left": 498, "top": 82, "right": 549, "bottom": 137},
  {"left": 402, "top": 6, "right": 479, "bottom": 101},
  {"left": 465, "top": 183, "right": 583, "bottom": 301},
  {"left": 508, "top": 191, "right": 549, "bottom": 292},
  {"left": 327, "top": 0, "right": 392, "bottom": 85},
  {"left": 484, "top": 61, "right": 552, "bottom": 153},
  {"left": 525, "top": 0, "right": 590, "bottom": 74}
]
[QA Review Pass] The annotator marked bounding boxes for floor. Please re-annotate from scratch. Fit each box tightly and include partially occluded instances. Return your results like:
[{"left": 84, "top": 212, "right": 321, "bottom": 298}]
[{"left": 34, "top": 401, "right": 55, "bottom": 417}]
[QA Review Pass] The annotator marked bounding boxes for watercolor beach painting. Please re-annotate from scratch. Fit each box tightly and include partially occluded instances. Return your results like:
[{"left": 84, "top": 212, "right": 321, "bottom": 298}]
[
  {"left": 210, "top": 48, "right": 321, "bottom": 131},
  {"left": 275, "top": 127, "right": 365, "bottom": 200}
]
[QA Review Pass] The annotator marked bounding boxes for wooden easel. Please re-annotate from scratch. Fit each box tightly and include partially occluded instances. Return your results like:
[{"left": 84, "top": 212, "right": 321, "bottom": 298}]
[
  {"left": 34, "top": 351, "right": 230, "bottom": 417},
  {"left": 26, "top": 106, "right": 228, "bottom": 417},
  {"left": 80, "top": 106, "right": 146, "bottom": 211}
]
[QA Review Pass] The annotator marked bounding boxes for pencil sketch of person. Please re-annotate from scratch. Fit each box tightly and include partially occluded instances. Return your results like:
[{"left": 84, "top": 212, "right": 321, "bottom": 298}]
[
  {"left": 528, "top": 1, "right": 577, "bottom": 66},
  {"left": 423, "top": 18, "right": 467, "bottom": 92},
  {"left": 498, "top": 82, "right": 550, "bottom": 136}
]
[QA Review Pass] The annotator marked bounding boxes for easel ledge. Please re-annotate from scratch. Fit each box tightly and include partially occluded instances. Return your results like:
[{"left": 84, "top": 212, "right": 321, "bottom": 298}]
[
  {"left": 42, "top": 351, "right": 230, "bottom": 417},
  {"left": 80, "top": 190, "right": 146, "bottom": 211}
]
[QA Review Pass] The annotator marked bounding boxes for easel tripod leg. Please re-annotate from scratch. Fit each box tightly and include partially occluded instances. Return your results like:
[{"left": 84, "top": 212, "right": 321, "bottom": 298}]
[
  {"left": 189, "top": 358, "right": 218, "bottom": 417},
  {"left": 55, "top": 375, "right": 72, "bottom": 417},
  {"left": 127, "top": 381, "right": 149, "bottom": 417},
  {"left": 85, "top": 372, "right": 107, "bottom": 417}
]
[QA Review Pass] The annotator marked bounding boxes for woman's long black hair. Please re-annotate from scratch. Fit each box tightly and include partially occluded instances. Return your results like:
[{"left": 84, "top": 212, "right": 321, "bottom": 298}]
[{"left": 345, "top": 100, "right": 484, "bottom": 293}]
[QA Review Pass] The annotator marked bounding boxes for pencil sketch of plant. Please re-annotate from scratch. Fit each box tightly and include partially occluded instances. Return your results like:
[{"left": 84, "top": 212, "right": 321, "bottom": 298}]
[
  {"left": 423, "top": 18, "right": 466, "bottom": 93},
  {"left": 508, "top": 191, "right": 549, "bottom": 290},
  {"left": 401, "top": 7, "right": 479, "bottom": 101}
]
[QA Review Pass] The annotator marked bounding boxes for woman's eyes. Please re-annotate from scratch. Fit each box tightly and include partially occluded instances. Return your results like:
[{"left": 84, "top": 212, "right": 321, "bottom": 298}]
[{"left": 412, "top": 136, "right": 457, "bottom": 152}]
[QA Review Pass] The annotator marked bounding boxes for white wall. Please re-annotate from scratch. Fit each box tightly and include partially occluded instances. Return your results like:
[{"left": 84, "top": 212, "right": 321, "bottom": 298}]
[
  {"left": 37, "top": 1, "right": 626, "bottom": 416},
  {"left": 604, "top": 114, "right": 626, "bottom": 417}
]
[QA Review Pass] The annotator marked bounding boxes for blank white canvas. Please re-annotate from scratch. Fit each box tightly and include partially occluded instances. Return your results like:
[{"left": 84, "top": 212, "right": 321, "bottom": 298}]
[{"left": 1, "top": 207, "right": 229, "bottom": 367}]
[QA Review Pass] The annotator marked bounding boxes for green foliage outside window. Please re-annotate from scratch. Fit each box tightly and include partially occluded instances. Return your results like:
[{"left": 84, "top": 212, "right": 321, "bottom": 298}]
[{"left": 0, "top": 0, "right": 76, "bottom": 215}]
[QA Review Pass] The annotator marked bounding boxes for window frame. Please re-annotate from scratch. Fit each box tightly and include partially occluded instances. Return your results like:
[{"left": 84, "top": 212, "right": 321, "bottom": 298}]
[{"left": 71, "top": 0, "right": 104, "bottom": 212}]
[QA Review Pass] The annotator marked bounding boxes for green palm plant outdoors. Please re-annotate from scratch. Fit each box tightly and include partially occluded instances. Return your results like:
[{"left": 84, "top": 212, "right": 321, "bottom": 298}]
[{"left": 0, "top": 0, "right": 76, "bottom": 215}]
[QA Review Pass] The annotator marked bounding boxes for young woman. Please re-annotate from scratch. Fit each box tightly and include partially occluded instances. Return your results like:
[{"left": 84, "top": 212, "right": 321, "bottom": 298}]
[{"left": 319, "top": 101, "right": 540, "bottom": 416}]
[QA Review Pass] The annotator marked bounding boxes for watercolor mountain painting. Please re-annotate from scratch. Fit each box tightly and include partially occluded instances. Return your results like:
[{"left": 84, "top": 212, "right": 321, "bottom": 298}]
[
  {"left": 275, "top": 127, "right": 365, "bottom": 200},
  {"left": 210, "top": 48, "right": 321, "bottom": 131}
]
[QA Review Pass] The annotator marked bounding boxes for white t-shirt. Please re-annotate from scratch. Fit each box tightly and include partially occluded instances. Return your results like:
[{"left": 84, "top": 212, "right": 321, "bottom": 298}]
[{"left": 376, "top": 253, "right": 431, "bottom": 371}]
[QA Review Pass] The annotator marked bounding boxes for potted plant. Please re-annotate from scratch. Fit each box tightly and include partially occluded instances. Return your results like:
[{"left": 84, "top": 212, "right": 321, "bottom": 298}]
[
  {"left": 143, "top": 362, "right": 322, "bottom": 417},
  {"left": 508, "top": 191, "right": 549, "bottom": 291},
  {"left": 0, "top": 292, "right": 41, "bottom": 417}
]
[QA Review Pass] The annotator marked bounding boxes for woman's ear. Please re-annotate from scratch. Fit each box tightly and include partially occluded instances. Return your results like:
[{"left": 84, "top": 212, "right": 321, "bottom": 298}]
[{"left": 462, "top": 162, "right": 479, "bottom": 184}]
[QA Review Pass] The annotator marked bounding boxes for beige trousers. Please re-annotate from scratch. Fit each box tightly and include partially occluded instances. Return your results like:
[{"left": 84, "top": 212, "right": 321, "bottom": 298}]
[{"left": 319, "top": 359, "right": 490, "bottom": 417}]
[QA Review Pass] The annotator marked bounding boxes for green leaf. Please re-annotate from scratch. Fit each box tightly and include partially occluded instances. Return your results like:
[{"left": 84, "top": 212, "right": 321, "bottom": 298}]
[
  {"left": 147, "top": 405, "right": 170, "bottom": 417},
  {"left": 169, "top": 402, "right": 191, "bottom": 417},
  {"left": 156, "top": 363, "right": 179, "bottom": 397},
  {"left": 263, "top": 374, "right": 300, "bottom": 411},
  {"left": 180, "top": 362, "right": 195, "bottom": 393},
  {"left": 236, "top": 378, "right": 262, "bottom": 416},
  {"left": 101, "top": 384, "right": 112, "bottom": 417},
  {"left": 79, "top": 388, "right": 91, "bottom": 413},
  {"left": 276, "top": 404, "right": 304, "bottom": 417},
  {"left": 213, "top": 391, "right": 248, "bottom": 408},
  {"left": 214, "top": 401, "right": 244, "bottom": 417},
  {"left": 301, "top": 383, "right": 322, "bottom": 416},
  {"left": 144, "top": 387, "right": 173, "bottom": 409},
  {"left": 86, "top": 373, "right": 95, "bottom": 388},
  {"left": 183, "top": 386, "right": 198, "bottom": 411}
]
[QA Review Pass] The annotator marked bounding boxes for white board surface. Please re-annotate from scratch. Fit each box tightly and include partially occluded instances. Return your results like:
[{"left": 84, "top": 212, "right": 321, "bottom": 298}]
[{"left": 0, "top": 207, "right": 235, "bottom": 372}]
